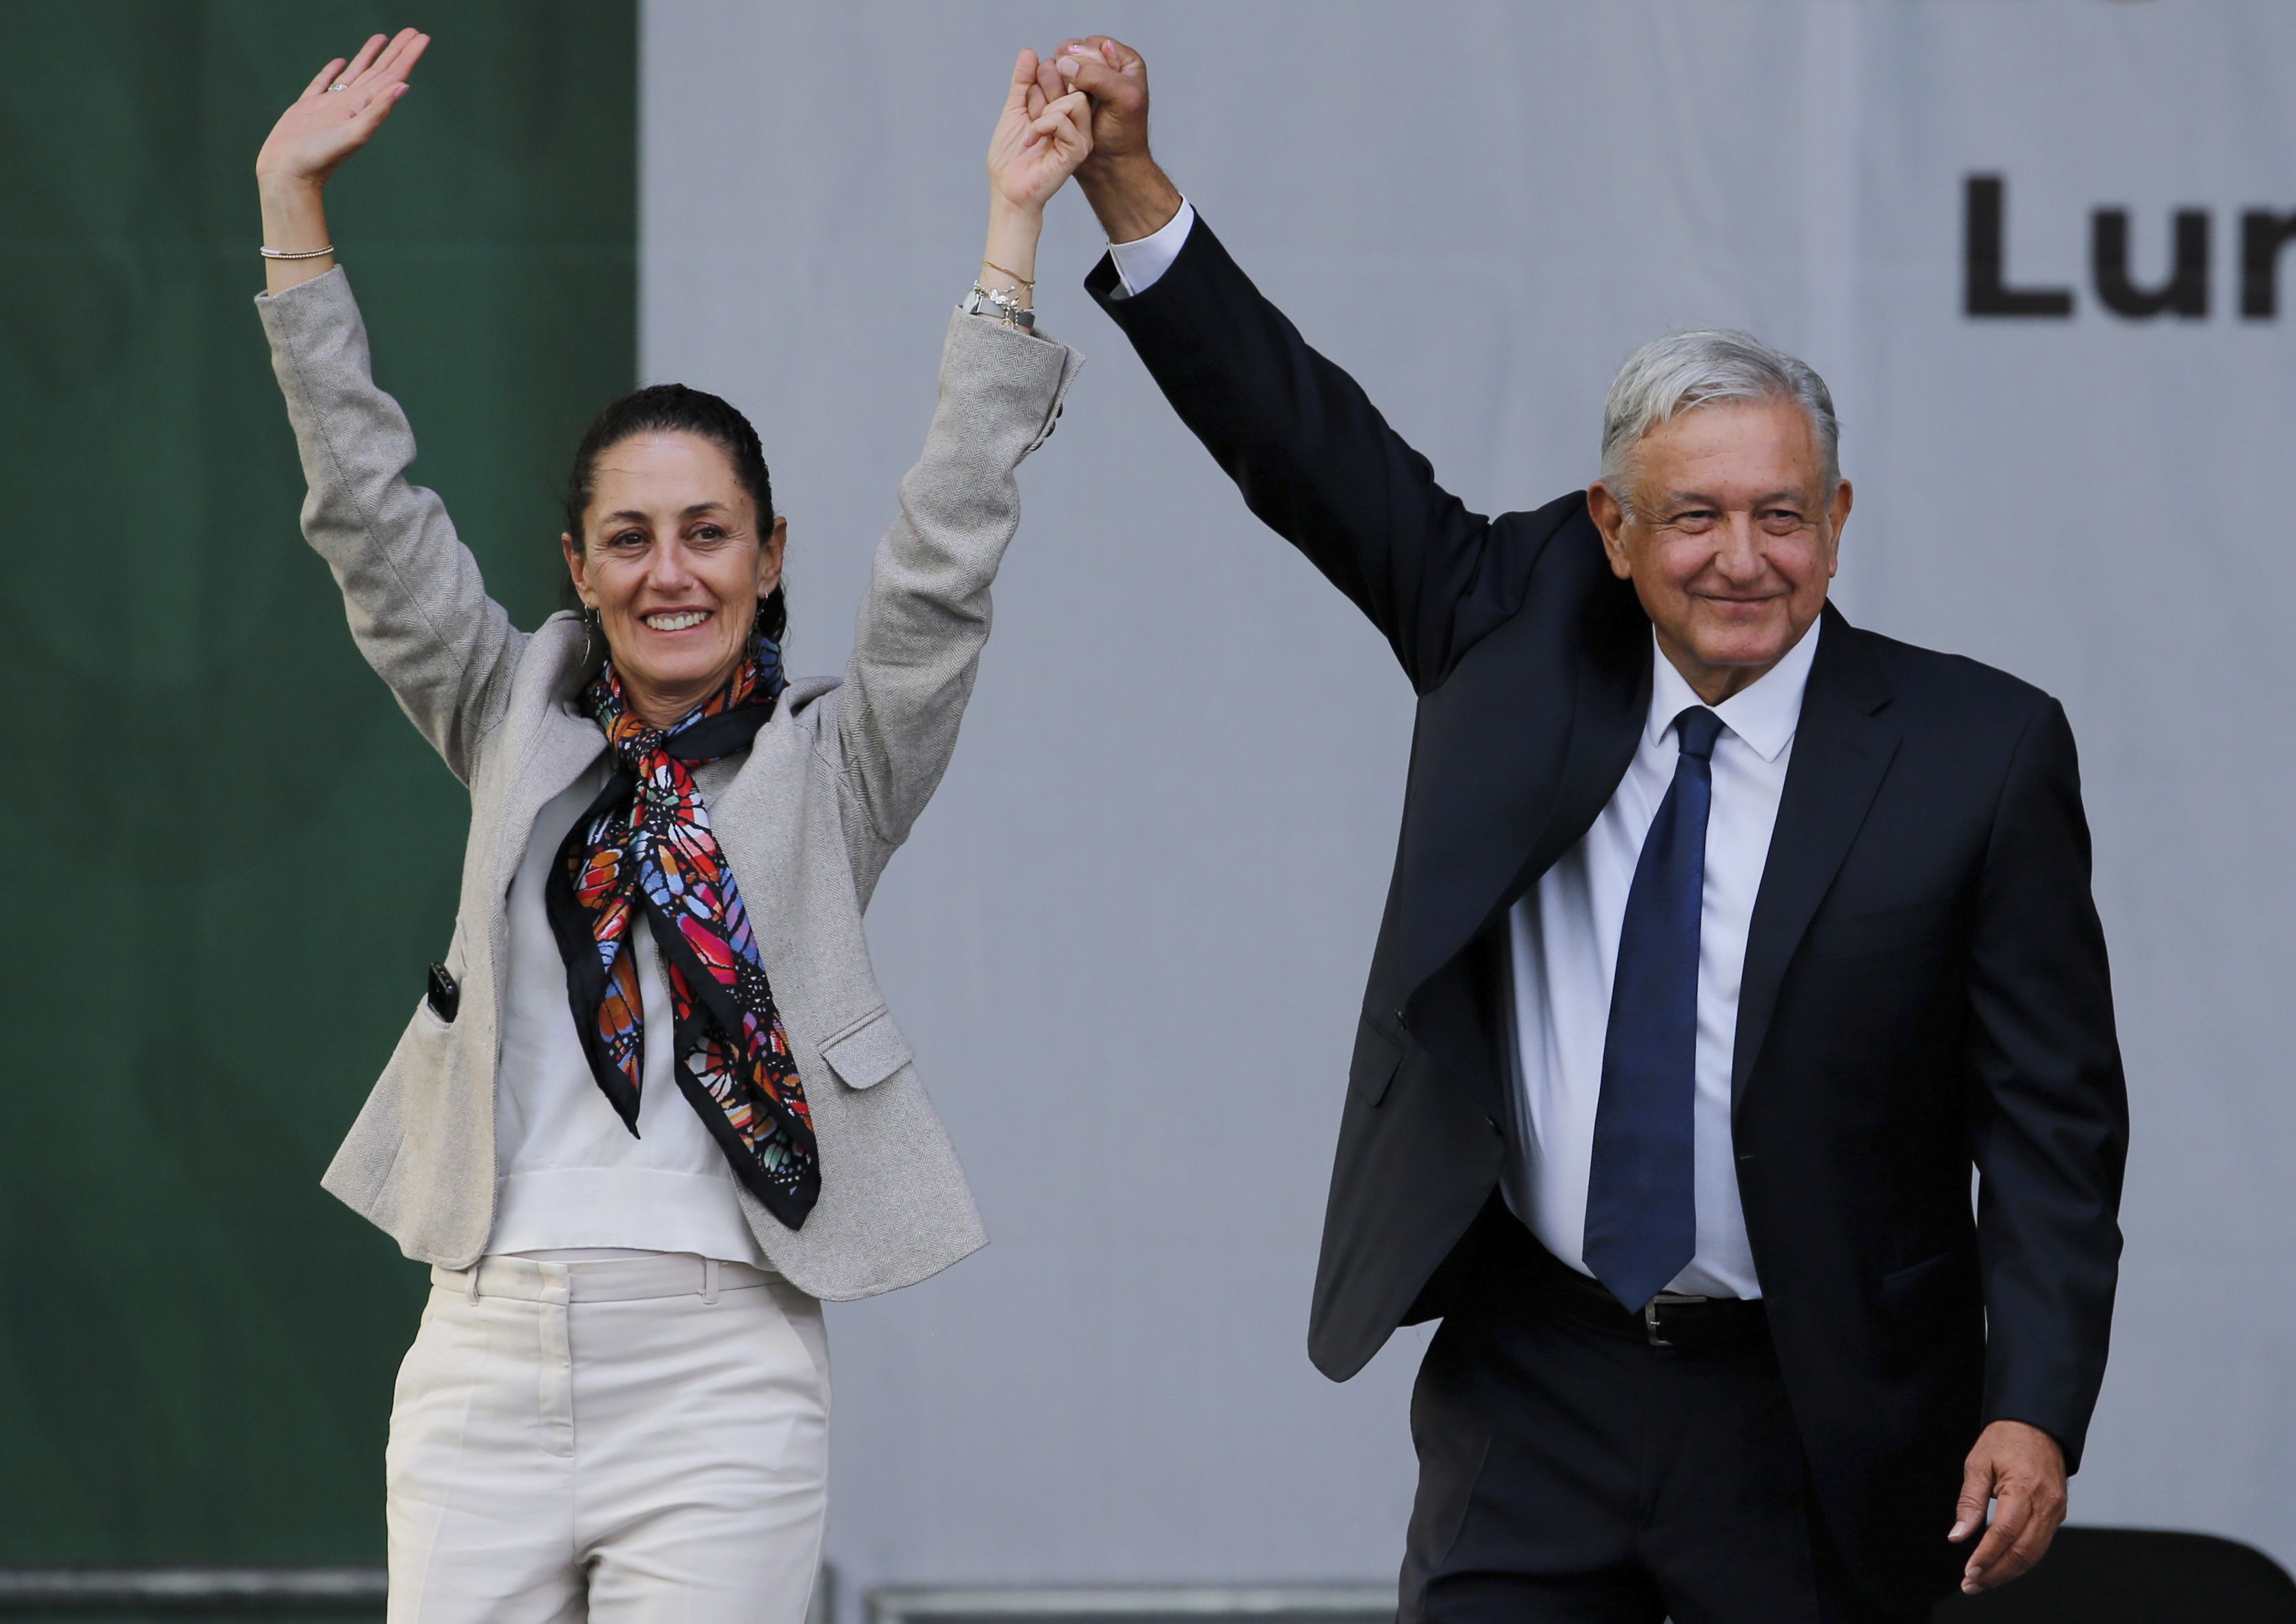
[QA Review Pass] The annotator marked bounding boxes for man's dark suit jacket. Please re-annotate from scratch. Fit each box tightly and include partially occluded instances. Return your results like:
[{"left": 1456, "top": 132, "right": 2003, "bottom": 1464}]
[{"left": 1089, "top": 217, "right": 2128, "bottom": 1607}]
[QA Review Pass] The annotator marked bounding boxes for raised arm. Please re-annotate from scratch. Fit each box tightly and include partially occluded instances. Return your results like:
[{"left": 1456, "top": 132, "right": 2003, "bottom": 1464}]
[
  {"left": 1052, "top": 39, "right": 1501, "bottom": 693},
  {"left": 252, "top": 30, "right": 523, "bottom": 782},
  {"left": 829, "top": 53, "right": 1088, "bottom": 893}
]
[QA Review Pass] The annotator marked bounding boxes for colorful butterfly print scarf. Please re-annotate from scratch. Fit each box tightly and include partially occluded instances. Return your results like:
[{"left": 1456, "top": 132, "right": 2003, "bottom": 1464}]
[{"left": 544, "top": 624, "right": 820, "bottom": 1229}]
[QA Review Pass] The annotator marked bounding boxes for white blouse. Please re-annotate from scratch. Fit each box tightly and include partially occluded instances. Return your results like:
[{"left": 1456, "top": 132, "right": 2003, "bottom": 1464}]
[{"left": 488, "top": 762, "right": 766, "bottom": 1265}]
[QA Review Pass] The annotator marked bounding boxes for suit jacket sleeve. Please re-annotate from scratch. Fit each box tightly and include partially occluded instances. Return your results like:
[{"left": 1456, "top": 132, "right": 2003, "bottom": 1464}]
[
  {"left": 258, "top": 268, "right": 524, "bottom": 785},
  {"left": 1087, "top": 216, "right": 1505, "bottom": 693},
  {"left": 1965, "top": 697, "right": 2128, "bottom": 1470},
  {"left": 827, "top": 310, "right": 1082, "bottom": 903}
]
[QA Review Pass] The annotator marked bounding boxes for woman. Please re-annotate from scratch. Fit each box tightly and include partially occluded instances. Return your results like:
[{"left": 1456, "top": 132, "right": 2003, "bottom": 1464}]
[{"left": 253, "top": 29, "right": 1087, "bottom": 1623}]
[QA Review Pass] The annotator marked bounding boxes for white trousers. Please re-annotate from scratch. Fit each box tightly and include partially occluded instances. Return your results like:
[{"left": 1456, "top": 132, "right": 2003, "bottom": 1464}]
[{"left": 386, "top": 1254, "right": 830, "bottom": 1624}]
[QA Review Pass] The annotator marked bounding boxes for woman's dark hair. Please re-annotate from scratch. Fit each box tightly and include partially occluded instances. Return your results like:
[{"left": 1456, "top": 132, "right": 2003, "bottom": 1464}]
[{"left": 562, "top": 382, "right": 786, "bottom": 644}]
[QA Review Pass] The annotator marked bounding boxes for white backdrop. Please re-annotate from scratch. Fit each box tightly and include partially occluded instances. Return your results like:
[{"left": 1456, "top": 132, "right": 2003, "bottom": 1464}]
[{"left": 641, "top": 0, "right": 2296, "bottom": 1603}]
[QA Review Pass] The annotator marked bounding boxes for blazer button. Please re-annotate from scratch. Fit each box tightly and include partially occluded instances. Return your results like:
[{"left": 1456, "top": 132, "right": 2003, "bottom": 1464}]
[{"left": 1393, "top": 1008, "right": 1409, "bottom": 1030}]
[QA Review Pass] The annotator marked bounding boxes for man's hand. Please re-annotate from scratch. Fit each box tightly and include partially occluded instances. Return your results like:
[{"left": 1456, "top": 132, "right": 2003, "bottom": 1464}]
[
  {"left": 1033, "top": 36, "right": 1181, "bottom": 244},
  {"left": 1950, "top": 1420, "right": 2068, "bottom": 1594},
  {"left": 1050, "top": 38, "right": 1149, "bottom": 172}
]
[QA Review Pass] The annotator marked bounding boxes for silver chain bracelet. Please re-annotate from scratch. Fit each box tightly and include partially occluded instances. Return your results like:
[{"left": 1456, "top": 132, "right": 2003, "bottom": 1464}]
[{"left": 962, "top": 281, "right": 1035, "bottom": 333}]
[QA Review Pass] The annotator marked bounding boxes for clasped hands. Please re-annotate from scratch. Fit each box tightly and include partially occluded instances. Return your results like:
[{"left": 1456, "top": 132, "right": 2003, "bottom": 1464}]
[{"left": 1016, "top": 38, "right": 1180, "bottom": 245}]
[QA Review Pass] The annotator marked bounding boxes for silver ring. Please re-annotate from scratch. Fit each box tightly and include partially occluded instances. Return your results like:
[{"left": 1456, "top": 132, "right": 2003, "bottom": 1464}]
[{"left": 329, "top": 81, "right": 351, "bottom": 92}]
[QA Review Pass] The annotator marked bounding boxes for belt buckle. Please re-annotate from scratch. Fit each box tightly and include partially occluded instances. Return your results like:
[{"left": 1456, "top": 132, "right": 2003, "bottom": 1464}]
[{"left": 1643, "top": 1291, "right": 1709, "bottom": 1347}]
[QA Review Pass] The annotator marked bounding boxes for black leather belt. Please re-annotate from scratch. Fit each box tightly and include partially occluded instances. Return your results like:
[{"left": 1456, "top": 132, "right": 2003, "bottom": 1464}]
[{"left": 1485, "top": 1210, "right": 1769, "bottom": 1349}]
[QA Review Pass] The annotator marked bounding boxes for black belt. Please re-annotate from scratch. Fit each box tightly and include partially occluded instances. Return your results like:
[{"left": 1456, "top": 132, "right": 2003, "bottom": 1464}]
[{"left": 1482, "top": 1209, "right": 1769, "bottom": 1349}]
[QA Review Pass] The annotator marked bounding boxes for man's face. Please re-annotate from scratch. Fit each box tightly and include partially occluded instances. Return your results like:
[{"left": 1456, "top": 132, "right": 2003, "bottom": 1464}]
[{"left": 1587, "top": 398, "right": 1850, "bottom": 704}]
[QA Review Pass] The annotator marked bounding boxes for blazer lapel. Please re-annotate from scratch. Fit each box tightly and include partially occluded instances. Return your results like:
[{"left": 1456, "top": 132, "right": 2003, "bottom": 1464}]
[
  {"left": 1398, "top": 577, "right": 1648, "bottom": 1000},
  {"left": 704, "top": 675, "right": 839, "bottom": 890},
  {"left": 1730, "top": 604, "right": 1899, "bottom": 1110},
  {"left": 489, "top": 627, "right": 608, "bottom": 900},
  {"left": 1501, "top": 631, "right": 1649, "bottom": 929}
]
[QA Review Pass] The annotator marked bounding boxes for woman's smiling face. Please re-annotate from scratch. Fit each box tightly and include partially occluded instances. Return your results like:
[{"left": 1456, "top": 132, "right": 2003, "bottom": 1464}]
[{"left": 562, "top": 430, "right": 786, "bottom": 727}]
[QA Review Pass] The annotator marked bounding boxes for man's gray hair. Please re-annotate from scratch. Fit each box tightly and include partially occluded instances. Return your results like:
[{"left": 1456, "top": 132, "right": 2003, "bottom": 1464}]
[{"left": 1598, "top": 329, "right": 1840, "bottom": 514}]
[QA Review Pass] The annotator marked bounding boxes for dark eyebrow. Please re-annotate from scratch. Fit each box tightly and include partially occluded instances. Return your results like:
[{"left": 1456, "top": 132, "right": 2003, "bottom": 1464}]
[{"left": 596, "top": 502, "right": 734, "bottom": 526}]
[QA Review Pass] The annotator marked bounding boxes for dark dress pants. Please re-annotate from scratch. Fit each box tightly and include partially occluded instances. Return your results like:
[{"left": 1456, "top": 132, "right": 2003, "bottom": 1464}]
[{"left": 1398, "top": 1216, "right": 1925, "bottom": 1624}]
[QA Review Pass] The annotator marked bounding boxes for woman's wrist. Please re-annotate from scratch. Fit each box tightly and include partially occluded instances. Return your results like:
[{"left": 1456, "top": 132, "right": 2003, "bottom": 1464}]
[
  {"left": 256, "top": 164, "right": 322, "bottom": 193},
  {"left": 257, "top": 175, "right": 335, "bottom": 294},
  {"left": 258, "top": 174, "right": 328, "bottom": 232},
  {"left": 257, "top": 170, "right": 326, "bottom": 216},
  {"left": 979, "top": 199, "right": 1045, "bottom": 306}
]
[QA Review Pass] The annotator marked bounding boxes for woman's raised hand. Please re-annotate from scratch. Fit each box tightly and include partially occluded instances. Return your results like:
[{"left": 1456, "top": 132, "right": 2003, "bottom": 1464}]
[
  {"left": 255, "top": 29, "right": 428, "bottom": 295},
  {"left": 987, "top": 49, "right": 1092, "bottom": 217},
  {"left": 975, "top": 49, "right": 1090, "bottom": 311},
  {"left": 256, "top": 29, "right": 430, "bottom": 190}
]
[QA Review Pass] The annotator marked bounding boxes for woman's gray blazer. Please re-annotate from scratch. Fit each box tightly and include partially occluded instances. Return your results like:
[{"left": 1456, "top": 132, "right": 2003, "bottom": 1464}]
[{"left": 257, "top": 268, "right": 1080, "bottom": 1300}]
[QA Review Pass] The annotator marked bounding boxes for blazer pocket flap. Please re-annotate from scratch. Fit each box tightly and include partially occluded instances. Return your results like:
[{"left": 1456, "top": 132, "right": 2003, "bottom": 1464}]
[
  {"left": 1878, "top": 1240, "right": 1979, "bottom": 1319},
  {"left": 820, "top": 1007, "right": 913, "bottom": 1091},
  {"left": 1825, "top": 897, "right": 1954, "bottom": 957}
]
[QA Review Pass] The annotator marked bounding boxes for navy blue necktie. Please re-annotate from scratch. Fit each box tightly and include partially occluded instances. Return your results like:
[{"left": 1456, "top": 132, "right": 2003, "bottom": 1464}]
[{"left": 1583, "top": 705, "right": 1724, "bottom": 1311}]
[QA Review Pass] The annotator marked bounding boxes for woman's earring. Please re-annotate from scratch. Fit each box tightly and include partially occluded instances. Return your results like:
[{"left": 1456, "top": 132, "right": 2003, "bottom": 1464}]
[{"left": 581, "top": 606, "right": 601, "bottom": 668}]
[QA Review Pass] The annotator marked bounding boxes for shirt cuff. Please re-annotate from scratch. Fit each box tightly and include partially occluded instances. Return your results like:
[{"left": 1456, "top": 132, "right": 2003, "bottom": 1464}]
[{"left": 1107, "top": 199, "right": 1197, "bottom": 297}]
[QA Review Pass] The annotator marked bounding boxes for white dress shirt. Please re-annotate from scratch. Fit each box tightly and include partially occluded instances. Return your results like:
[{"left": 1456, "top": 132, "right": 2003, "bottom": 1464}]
[
  {"left": 1107, "top": 202, "right": 1818, "bottom": 1298},
  {"left": 1505, "top": 624, "right": 1819, "bottom": 1299},
  {"left": 488, "top": 764, "right": 768, "bottom": 1265},
  {"left": 1107, "top": 199, "right": 1200, "bottom": 295}
]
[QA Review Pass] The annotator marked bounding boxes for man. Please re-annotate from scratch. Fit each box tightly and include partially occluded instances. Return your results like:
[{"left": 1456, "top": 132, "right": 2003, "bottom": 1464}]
[{"left": 1040, "top": 37, "right": 2128, "bottom": 1624}]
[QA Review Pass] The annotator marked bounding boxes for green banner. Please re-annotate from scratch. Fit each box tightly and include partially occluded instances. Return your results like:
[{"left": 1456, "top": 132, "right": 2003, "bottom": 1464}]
[{"left": 0, "top": 1, "right": 635, "bottom": 1563}]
